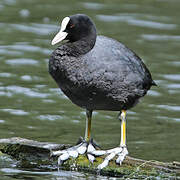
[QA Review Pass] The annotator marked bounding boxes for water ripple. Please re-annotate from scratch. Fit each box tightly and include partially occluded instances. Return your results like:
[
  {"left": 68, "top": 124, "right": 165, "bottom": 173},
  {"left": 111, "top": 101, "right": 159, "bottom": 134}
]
[
  {"left": 42, "top": 99, "right": 55, "bottom": 103},
  {"left": 37, "top": 115, "right": 63, "bottom": 121},
  {"left": 172, "top": 118, "right": 180, "bottom": 122},
  {"left": 97, "top": 14, "right": 177, "bottom": 30},
  {"left": 157, "top": 115, "right": 180, "bottom": 123},
  {"left": 162, "top": 74, "right": 180, "bottom": 81},
  {"left": 19, "top": 9, "right": 30, "bottom": 18},
  {"left": 127, "top": 19, "right": 176, "bottom": 29},
  {"left": 157, "top": 105, "right": 180, "bottom": 111},
  {"left": 97, "top": 14, "right": 128, "bottom": 22},
  {"left": 0, "top": 73, "right": 16, "bottom": 77},
  {"left": 10, "top": 23, "right": 57, "bottom": 35},
  {"left": 82, "top": 2, "right": 105, "bottom": 10},
  {"left": 170, "top": 61, "right": 180, "bottom": 66},
  {"left": 142, "top": 34, "right": 180, "bottom": 41},
  {"left": 166, "top": 83, "right": 180, "bottom": 89},
  {"left": 0, "top": 85, "right": 50, "bottom": 98},
  {"left": 0, "top": 168, "right": 83, "bottom": 177},
  {"left": 6, "top": 58, "right": 38, "bottom": 65},
  {"left": 0, "top": 5, "right": 4, "bottom": 10},
  {"left": 148, "top": 90, "right": 161, "bottom": 97},
  {"left": 0, "top": 120, "right": 5, "bottom": 123},
  {"left": 1, "top": 43, "right": 51, "bottom": 55},
  {"left": 2, "top": 0, "right": 16, "bottom": 5},
  {"left": 0, "top": 91, "right": 12, "bottom": 97},
  {"left": 21, "top": 75, "right": 43, "bottom": 82},
  {"left": 0, "top": 109, "right": 29, "bottom": 115},
  {"left": 0, "top": 48, "right": 23, "bottom": 56}
]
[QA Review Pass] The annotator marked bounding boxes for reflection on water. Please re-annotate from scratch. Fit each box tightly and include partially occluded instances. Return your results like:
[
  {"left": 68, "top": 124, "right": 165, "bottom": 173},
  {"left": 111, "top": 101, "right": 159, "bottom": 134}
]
[
  {"left": 0, "top": 167, "right": 108, "bottom": 180},
  {"left": 0, "top": 0, "right": 180, "bottom": 179}
]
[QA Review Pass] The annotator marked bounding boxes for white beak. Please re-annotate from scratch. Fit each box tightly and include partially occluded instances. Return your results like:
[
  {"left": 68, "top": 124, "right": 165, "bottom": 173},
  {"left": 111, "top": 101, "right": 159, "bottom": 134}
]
[
  {"left": 51, "top": 31, "right": 68, "bottom": 45},
  {"left": 51, "top": 17, "right": 70, "bottom": 45}
]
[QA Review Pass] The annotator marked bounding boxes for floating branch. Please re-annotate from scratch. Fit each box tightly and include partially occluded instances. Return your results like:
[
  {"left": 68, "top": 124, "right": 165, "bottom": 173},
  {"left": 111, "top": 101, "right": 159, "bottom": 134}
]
[{"left": 0, "top": 137, "right": 179, "bottom": 179}]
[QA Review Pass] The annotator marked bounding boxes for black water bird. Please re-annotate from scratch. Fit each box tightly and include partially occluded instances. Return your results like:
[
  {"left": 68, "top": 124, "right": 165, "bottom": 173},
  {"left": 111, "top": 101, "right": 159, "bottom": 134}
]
[{"left": 49, "top": 14, "right": 156, "bottom": 169}]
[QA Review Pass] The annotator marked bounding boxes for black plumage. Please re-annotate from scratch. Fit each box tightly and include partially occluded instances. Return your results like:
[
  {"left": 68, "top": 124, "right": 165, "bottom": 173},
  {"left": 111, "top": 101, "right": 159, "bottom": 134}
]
[{"left": 49, "top": 14, "right": 156, "bottom": 112}]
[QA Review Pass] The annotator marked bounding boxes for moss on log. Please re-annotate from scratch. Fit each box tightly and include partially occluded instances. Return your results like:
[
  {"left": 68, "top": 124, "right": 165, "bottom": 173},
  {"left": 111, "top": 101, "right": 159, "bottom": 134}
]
[{"left": 0, "top": 137, "right": 179, "bottom": 179}]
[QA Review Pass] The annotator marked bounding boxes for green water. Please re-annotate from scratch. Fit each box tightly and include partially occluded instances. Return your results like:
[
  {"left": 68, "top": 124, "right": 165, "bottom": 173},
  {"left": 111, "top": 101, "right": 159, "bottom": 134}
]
[{"left": 0, "top": 0, "right": 180, "bottom": 179}]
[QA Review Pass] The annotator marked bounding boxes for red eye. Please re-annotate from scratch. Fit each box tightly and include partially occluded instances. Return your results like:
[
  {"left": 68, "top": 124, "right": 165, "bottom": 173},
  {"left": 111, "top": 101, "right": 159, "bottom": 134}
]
[{"left": 70, "top": 24, "right": 75, "bottom": 28}]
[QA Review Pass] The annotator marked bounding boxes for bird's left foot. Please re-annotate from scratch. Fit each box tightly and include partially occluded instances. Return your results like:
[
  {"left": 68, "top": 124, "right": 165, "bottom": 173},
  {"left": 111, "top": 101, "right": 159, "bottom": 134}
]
[{"left": 89, "top": 146, "right": 128, "bottom": 169}]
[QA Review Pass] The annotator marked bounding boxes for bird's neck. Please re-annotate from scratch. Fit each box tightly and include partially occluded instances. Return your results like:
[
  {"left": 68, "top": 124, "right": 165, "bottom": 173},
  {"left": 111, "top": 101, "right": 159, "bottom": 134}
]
[{"left": 63, "top": 33, "right": 96, "bottom": 56}]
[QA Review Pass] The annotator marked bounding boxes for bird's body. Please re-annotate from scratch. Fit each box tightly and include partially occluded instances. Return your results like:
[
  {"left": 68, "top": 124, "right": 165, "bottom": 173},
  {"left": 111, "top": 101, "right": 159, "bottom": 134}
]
[
  {"left": 49, "top": 14, "right": 156, "bottom": 169},
  {"left": 49, "top": 36, "right": 154, "bottom": 111}
]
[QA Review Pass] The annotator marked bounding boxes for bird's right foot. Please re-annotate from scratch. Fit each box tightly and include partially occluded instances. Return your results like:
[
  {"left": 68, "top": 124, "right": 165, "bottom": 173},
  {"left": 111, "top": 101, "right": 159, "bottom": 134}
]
[{"left": 50, "top": 137, "right": 99, "bottom": 166}]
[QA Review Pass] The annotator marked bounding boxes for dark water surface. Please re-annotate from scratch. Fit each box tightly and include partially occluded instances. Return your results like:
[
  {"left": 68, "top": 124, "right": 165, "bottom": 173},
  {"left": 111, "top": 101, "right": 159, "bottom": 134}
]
[{"left": 0, "top": 0, "right": 180, "bottom": 179}]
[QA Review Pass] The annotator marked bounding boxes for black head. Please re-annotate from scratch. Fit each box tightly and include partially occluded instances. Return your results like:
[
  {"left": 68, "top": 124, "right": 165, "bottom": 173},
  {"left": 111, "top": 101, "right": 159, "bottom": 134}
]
[{"left": 51, "top": 14, "right": 97, "bottom": 45}]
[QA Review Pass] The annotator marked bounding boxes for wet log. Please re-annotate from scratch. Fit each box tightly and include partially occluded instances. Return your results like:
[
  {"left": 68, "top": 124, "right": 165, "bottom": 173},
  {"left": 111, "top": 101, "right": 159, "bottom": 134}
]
[{"left": 0, "top": 137, "right": 179, "bottom": 179}]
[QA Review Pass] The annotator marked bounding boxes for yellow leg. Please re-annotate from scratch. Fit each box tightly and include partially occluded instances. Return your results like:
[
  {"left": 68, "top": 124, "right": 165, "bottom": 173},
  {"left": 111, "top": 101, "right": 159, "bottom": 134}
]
[
  {"left": 84, "top": 109, "right": 92, "bottom": 142},
  {"left": 120, "top": 110, "right": 126, "bottom": 147}
]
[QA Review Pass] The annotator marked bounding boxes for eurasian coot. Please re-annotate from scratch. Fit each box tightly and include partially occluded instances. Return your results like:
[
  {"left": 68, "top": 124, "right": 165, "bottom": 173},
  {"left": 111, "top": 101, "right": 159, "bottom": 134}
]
[{"left": 49, "top": 14, "right": 156, "bottom": 169}]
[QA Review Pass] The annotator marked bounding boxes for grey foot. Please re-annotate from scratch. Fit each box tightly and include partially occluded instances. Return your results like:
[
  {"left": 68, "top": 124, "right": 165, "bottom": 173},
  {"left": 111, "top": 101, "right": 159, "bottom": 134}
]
[
  {"left": 89, "top": 146, "right": 128, "bottom": 169},
  {"left": 51, "top": 138, "right": 98, "bottom": 166}
]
